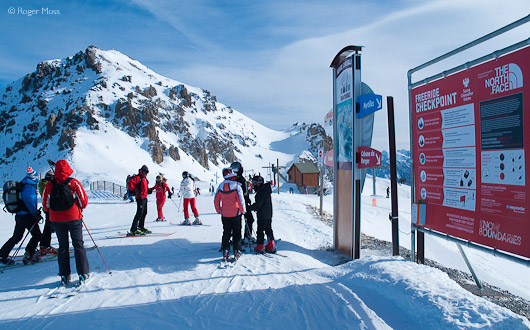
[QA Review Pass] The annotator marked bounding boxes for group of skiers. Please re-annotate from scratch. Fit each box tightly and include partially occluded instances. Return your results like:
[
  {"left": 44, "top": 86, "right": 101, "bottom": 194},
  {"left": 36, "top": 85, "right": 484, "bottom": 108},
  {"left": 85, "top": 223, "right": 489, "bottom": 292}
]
[
  {"left": 1, "top": 159, "right": 275, "bottom": 283},
  {"left": 125, "top": 166, "right": 202, "bottom": 235},
  {"left": 0, "top": 160, "right": 90, "bottom": 287},
  {"left": 214, "top": 161, "right": 276, "bottom": 263}
]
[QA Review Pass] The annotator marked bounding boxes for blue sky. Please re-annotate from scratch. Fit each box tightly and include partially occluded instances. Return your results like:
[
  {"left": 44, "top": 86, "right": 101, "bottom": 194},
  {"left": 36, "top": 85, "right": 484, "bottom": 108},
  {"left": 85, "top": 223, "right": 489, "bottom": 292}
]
[{"left": 2, "top": 0, "right": 530, "bottom": 150}]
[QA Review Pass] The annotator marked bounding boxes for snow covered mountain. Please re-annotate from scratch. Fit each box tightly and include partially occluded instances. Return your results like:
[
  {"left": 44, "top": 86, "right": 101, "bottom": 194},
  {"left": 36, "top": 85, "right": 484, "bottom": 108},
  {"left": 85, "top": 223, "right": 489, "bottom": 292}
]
[{"left": 0, "top": 46, "right": 328, "bottom": 184}]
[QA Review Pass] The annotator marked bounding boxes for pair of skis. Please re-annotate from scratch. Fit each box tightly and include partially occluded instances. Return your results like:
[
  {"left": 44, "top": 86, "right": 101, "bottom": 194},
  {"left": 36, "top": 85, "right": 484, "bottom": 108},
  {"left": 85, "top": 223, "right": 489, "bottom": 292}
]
[
  {"left": 219, "top": 254, "right": 240, "bottom": 269},
  {"left": 105, "top": 232, "right": 175, "bottom": 239},
  {"left": 48, "top": 275, "right": 93, "bottom": 298}
]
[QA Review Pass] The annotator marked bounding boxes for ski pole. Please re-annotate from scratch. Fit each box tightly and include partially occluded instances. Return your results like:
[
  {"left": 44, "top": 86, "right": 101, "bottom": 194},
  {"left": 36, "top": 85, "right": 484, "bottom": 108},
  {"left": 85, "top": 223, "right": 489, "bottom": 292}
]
[
  {"left": 82, "top": 220, "right": 112, "bottom": 275},
  {"left": 0, "top": 220, "right": 39, "bottom": 273}
]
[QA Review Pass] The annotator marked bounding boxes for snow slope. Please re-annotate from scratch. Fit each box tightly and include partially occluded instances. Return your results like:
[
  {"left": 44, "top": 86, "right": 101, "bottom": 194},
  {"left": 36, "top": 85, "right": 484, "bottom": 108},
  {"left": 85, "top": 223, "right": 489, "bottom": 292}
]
[{"left": 0, "top": 180, "right": 528, "bottom": 329}]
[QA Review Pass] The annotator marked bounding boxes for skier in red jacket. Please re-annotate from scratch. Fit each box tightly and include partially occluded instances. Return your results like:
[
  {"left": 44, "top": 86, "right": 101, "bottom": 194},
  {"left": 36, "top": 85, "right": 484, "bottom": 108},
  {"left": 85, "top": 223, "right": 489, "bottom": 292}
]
[
  {"left": 127, "top": 165, "right": 151, "bottom": 235},
  {"left": 42, "top": 159, "right": 89, "bottom": 286},
  {"left": 152, "top": 175, "right": 171, "bottom": 222}
]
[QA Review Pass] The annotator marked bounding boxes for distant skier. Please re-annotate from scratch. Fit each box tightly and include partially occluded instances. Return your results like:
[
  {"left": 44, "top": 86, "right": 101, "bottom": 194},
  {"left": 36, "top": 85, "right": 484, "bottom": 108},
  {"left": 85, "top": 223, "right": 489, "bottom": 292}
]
[
  {"left": 38, "top": 170, "right": 57, "bottom": 255},
  {"left": 249, "top": 175, "right": 276, "bottom": 254},
  {"left": 127, "top": 165, "right": 152, "bottom": 235},
  {"left": 386, "top": 187, "right": 390, "bottom": 198},
  {"left": 214, "top": 168, "right": 246, "bottom": 262},
  {"left": 230, "top": 162, "right": 254, "bottom": 243},
  {"left": 42, "top": 160, "right": 89, "bottom": 286},
  {"left": 179, "top": 171, "right": 201, "bottom": 225},
  {"left": 152, "top": 175, "right": 171, "bottom": 222},
  {"left": 0, "top": 167, "right": 43, "bottom": 265}
]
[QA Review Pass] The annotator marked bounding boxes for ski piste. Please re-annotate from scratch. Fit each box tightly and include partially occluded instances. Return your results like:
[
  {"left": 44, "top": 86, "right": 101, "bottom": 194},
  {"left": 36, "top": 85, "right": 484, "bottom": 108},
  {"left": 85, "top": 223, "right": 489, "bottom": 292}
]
[
  {"left": 105, "top": 232, "right": 175, "bottom": 239},
  {"left": 48, "top": 274, "right": 94, "bottom": 298}
]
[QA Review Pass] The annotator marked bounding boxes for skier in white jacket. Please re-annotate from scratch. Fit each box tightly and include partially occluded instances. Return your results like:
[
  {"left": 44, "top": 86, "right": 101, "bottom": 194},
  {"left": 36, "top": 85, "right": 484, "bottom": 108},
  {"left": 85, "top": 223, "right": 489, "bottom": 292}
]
[{"left": 179, "top": 171, "right": 201, "bottom": 225}]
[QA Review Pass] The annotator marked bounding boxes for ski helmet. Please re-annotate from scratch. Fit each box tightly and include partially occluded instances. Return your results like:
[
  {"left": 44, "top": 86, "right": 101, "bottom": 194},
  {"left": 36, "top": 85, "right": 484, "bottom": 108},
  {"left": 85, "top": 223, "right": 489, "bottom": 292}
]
[
  {"left": 230, "top": 162, "right": 243, "bottom": 175},
  {"left": 140, "top": 165, "right": 149, "bottom": 174},
  {"left": 182, "top": 171, "right": 189, "bottom": 179},
  {"left": 252, "top": 175, "right": 264, "bottom": 187},
  {"left": 156, "top": 175, "right": 161, "bottom": 183}
]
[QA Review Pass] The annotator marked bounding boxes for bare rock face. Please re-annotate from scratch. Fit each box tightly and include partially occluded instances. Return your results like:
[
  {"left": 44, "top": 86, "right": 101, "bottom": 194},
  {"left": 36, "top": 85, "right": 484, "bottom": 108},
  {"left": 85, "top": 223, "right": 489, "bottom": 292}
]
[
  {"left": 58, "top": 127, "right": 75, "bottom": 150},
  {"left": 168, "top": 145, "right": 180, "bottom": 161},
  {"left": 151, "top": 141, "right": 164, "bottom": 164},
  {"left": 142, "top": 85, "right": 157, "bottom": 98},
  {"left": 46, "top": 113, "right": 58, "bottom": 137},
  {"left": 84, "top": 46, "right": 102, "bottom": 73}
]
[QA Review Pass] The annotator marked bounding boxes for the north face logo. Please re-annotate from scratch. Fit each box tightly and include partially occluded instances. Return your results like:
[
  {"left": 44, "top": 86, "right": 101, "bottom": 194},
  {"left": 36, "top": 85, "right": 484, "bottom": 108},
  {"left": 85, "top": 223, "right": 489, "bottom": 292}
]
[{"left": 485, "top": 63, "right": 523, "bottom": 95}]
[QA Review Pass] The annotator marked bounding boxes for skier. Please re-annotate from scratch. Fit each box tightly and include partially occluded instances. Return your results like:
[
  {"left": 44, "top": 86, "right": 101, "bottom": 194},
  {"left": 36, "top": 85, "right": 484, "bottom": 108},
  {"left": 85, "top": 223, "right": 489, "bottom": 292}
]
[
  {"left": 38, "top": 170, "right": 57, "bottom": 255},
  {"left": 386, "top": 187, "right": 390, "bottom": 198},
  {"left": 214, "top": 168, "right": 246, "bottom": 262},
  {"left": 0, "top": 167, "right": 43, "bottom": 265},
  {"left": 152, "top": 175, "right": 171, "bottom": 222},
  {"left": 41, "top": 160, "right": 89, "bottom": 286},
  {"left": 179, "top": 171, "right": 201, "bottom": 225},
  {"left": 249, "top": 175, "right": 276, "bottom": 253},
  {"left": 127, "top": 165, "right": 152, "bottom": 235},
  {"left": 229, "top": 162, "right": 254, "bottom": 243}
]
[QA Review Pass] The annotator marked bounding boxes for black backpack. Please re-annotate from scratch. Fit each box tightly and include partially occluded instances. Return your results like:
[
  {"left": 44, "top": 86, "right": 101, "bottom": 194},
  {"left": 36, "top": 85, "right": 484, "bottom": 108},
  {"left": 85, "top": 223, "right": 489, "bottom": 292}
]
[
  {"left": 126, "top": 174, "right": 140, "bottom": 196},
  {"left": 49, "top": 178, "right": 75, "bottom": 211},
  {"left": 2, "top": 181, "right": 27, "bottom": 213}
]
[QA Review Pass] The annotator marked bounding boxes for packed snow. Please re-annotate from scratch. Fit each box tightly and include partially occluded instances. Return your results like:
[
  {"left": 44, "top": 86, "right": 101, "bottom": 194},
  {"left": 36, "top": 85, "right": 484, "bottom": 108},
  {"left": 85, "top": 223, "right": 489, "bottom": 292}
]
[{"left": 0, "top": 177, "right": 528, "bottom": 329}]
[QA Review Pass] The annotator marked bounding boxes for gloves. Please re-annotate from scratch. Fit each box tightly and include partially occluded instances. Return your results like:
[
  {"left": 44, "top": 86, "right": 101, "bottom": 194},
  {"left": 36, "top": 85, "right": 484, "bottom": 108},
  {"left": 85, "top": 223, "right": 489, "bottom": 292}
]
[
  {"left": 148, "top": 188, "right": 153, "bottom": 194},
  {"left": 168, "top": 192, "right": 173, "bottom": 199},
  {"left": 33, "top": 210, "right": 43, "bottom": 222}
]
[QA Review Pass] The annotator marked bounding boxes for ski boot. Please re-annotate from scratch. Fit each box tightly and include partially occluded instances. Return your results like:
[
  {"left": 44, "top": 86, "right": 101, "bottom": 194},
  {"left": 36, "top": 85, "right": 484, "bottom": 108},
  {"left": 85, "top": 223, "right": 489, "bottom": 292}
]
[
  {"left": 182, "top": 218, "right": 191, "bottom": 226},
  {"left": 192, "top": 217, "right": 202, "bottom": 225},
  {"left": 254, "top": 244, "right": 265, "bottom": 254},
  {"left": 140, "top": 227, "right": 152, "bottom": 234},
  {"left": 79, "top": 273, "right": 90, "bottom": 284},
  {"left": 127, "top": 229, "right": 145, "bottom": 236},
  {"left": 234, "top": 250, "right": 242, "bottom": 261},
  {"left": 23, "top": 252, "right": 39, "bottom": 265},
  {"left": 222, "top": 250, "right": 229, "bottom": 263},
  {"left": 40, "top": 246, "right": 57, "bottom": 256},
  {"left": 265, "top": 240, "right": 276, "bottom": 254},
  {"left": 60, "top": 275, "right": 70, "bottom": 287},
  {"left": 0, "top": 257, "right": 14, "bottom": 265}
]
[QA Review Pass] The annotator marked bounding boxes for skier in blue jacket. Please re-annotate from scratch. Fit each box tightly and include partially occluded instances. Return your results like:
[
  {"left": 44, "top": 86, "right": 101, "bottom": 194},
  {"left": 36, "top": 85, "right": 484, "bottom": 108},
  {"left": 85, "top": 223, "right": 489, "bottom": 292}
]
[{"left": 0, "top": 167, "right": 43, "bottom": 264}]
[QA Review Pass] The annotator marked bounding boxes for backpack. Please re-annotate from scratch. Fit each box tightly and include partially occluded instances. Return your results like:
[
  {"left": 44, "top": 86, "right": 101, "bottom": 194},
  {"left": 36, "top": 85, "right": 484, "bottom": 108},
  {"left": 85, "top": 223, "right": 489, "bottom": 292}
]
[
  {"left": 49, "top": 178, "right": 75, "bottom": 211},
  {"left": 2, "top": 181, "right": 27, "bottom": 213},
  {"left": 126, "top": 174, "right": 140, "bottom": 196}
]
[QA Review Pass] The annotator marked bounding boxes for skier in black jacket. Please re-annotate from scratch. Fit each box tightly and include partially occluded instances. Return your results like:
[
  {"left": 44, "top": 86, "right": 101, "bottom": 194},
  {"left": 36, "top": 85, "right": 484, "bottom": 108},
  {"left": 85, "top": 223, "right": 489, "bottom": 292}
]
[{"left": 249, "top": 175, "right": 276, "bottom": 253}]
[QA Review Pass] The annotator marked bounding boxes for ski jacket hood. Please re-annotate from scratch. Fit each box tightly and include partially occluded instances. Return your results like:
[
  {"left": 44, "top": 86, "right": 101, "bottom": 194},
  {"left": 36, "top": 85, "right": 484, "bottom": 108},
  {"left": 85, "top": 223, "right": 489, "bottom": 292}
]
[{"left": 54, "top": 160, "right": 73, "bottom": 183}]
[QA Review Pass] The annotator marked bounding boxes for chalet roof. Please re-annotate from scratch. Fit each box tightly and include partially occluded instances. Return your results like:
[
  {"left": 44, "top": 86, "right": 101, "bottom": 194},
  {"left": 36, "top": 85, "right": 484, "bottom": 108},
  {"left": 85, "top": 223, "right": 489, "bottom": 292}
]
[{"left": 290, "top": 162, "right": 319, "bottom": 174}]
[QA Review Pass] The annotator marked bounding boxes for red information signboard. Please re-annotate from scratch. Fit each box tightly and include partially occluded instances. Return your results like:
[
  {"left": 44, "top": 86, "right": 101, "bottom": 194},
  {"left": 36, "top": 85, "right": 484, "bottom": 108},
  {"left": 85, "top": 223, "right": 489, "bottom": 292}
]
[
  {"left": 411, "top": 45, "right": 530, "bottom": 259},
  {"left": 357, "top": 147, "right": 381, "bottom": 168}
]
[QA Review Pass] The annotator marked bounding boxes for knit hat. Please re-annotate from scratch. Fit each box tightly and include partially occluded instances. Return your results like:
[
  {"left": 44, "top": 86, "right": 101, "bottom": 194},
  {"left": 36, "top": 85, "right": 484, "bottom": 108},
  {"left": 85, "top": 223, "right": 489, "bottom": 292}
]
[{"left": 26, "top": 166, "right": 39, "bottom": 181}]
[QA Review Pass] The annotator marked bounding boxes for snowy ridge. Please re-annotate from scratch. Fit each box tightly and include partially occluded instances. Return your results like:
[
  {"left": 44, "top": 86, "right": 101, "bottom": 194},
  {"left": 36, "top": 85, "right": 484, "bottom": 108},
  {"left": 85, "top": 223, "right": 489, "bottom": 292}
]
[{"left": 0, "top": 46, "right": 327, "bottom": 185}]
